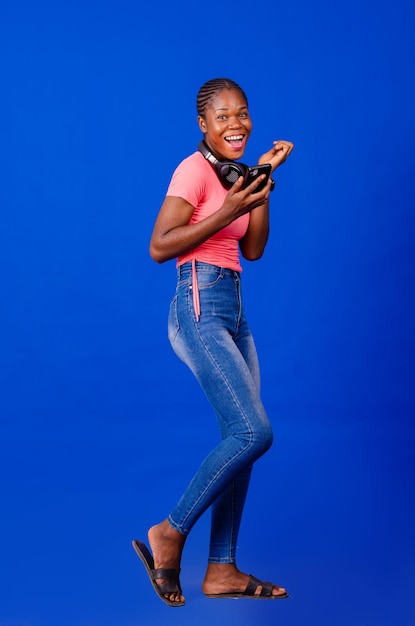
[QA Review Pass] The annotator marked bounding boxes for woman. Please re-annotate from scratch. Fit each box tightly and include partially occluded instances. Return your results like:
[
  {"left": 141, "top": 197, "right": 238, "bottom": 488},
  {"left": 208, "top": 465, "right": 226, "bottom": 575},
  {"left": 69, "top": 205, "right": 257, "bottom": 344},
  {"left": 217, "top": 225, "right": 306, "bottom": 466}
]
[{"left": 133, "top": 78, "right": 294, "bottom": 607}]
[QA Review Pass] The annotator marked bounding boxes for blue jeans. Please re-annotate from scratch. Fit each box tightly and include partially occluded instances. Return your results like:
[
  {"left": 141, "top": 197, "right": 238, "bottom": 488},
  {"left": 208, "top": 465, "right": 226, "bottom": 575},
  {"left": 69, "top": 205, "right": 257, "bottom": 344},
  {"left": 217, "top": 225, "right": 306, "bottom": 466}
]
[{"left": 167, "top": 262, "right": 273, "bottom": 564}]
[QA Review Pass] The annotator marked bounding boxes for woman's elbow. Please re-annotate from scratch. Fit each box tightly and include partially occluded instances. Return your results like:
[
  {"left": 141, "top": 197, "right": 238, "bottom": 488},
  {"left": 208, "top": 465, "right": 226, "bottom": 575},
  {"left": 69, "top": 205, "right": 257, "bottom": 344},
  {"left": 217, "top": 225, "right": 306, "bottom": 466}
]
[
  {"left": 149, "top": 241, "right": 166, "bottom": 263},
  {"left": 149, "top": 239, "right": 176, "bottom": 264},
  {"left": 244, "top": 253, "right": 264, "bottom": 262},
  {"left": 241, "top": 246, "right": 265, "bottom": 262}
]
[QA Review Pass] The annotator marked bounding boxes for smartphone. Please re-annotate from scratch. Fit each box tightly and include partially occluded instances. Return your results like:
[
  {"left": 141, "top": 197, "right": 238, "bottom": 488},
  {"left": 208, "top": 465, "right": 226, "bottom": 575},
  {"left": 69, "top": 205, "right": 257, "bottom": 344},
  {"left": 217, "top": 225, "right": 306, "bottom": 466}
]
[{"left": 243, "top": 164, "right": 272, "bottom": 193}]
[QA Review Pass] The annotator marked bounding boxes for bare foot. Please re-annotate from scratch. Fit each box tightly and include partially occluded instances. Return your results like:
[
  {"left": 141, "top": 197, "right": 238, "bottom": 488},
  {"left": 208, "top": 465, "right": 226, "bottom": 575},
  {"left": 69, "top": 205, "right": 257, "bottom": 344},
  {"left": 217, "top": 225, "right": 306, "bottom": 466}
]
[
  {"left": 148, "top": 520, "right": 186, "bottom": 604},
  {"left": 202, "top": 563, "right": 287, "bottom": 598}
]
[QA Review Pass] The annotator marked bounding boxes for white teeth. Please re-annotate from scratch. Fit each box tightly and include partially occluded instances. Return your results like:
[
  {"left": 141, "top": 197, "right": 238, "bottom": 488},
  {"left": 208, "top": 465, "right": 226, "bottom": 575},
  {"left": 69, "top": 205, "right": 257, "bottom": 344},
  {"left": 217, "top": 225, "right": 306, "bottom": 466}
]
[{"left": 225, "top": 135, "right": 243, "bottom": 141}]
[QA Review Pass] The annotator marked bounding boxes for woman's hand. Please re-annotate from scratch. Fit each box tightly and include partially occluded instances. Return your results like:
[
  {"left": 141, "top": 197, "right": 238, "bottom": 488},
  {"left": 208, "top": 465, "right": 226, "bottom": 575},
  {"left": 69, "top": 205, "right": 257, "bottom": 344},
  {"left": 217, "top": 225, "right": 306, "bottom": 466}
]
[
  {"left": 221, "top": 173, "right": 272, "bottom": 218},
  {"left": 258, "top": 140, "right": 294, "bottom": 172}
]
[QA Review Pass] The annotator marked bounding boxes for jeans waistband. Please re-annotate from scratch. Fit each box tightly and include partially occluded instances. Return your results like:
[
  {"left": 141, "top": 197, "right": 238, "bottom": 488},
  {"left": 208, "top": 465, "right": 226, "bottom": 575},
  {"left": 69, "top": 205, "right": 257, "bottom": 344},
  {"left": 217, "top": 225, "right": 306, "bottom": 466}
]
[{"left": 177, "top": 261, "right": 240, "bottom": 279}]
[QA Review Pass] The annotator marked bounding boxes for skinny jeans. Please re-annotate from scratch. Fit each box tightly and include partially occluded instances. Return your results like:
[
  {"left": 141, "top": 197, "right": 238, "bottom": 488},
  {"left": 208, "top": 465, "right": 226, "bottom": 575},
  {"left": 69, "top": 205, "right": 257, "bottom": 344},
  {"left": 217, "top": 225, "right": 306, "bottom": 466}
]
[{"left": 167, "top": 262, "right": 273, "bottom": 564}]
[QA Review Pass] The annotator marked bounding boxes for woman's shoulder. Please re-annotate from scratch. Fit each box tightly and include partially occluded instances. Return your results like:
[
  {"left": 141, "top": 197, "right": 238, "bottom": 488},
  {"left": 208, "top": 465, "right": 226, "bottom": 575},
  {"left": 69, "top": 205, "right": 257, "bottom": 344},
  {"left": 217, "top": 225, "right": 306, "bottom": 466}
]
[
  {"left": 167, "top": 150, "right": 219, "bottom": 205},
  {"left": 169, "top": 151, "right": 213, "bottom": 189},
  {"left": 175, "top": 150, "right": 208, "bottom": 172}
]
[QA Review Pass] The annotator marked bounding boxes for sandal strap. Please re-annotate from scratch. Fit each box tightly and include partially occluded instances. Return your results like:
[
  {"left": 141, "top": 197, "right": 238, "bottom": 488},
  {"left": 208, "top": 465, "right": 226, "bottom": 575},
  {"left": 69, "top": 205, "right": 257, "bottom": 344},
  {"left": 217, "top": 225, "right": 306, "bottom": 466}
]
[
  {"left": 151, "top": 568, "right": 181, "bottom": 595},
  {"left": 244, "top": 575, "right": 274, "bottom": 597},
  {"left": 156, "top": 579, "right": 180, "bottom": 595},
  {"left": 151, "top": 567, "right": 178, "bottom": 581}
]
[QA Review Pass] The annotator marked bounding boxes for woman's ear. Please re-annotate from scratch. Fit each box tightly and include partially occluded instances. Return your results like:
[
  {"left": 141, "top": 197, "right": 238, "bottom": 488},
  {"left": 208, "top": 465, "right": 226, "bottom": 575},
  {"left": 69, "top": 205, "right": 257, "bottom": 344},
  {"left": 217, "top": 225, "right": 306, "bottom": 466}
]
[{"left": 197, "top": 115, "right": 207, "bottom": 133}]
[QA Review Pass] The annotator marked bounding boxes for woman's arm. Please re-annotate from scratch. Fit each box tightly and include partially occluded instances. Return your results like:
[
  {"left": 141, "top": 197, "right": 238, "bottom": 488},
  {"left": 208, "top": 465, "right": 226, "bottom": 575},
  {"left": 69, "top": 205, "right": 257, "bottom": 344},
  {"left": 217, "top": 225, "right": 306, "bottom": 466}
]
[
  {"left": 239, "top": 140, "right": 294, "bottom": 261},
  {"left": 150, "top": 176, "right": 271, "bottom": 264},
  {"left": 239, "top": 194, "right": 271, "bottom": 261}
]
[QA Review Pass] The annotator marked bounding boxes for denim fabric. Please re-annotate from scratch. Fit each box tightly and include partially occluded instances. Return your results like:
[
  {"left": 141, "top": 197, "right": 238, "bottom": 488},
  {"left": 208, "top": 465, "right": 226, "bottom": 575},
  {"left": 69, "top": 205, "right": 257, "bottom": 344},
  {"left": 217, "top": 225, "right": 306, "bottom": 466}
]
[{"left": 167, "top": 262, "right": 273, "bottom": 564}]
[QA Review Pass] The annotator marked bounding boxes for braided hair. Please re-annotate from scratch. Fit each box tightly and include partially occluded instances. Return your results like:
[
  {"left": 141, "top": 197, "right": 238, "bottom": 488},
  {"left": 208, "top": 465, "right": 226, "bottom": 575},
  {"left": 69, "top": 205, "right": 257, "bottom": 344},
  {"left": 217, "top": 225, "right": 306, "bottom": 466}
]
[{"left": 196, "top": 78, "right": 248, "bottom": 118}]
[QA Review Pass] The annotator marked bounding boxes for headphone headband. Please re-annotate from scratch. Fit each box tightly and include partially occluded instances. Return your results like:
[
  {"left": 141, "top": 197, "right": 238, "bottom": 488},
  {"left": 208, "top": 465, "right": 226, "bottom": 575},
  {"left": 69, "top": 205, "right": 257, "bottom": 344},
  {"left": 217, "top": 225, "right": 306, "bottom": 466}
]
[{"left": 198, "top": 140, "right": 219, "bottom": 166}]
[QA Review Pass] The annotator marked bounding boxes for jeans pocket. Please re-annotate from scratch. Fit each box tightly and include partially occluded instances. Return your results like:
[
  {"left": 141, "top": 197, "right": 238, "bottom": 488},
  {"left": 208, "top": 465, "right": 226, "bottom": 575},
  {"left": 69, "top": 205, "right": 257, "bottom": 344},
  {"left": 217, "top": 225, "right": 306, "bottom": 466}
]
[
  {"left": 196, "top": 270, "right": 223, "bottom": 291},
  {"left": 168, "top": 295, "right": 179, "bottom": 343}
]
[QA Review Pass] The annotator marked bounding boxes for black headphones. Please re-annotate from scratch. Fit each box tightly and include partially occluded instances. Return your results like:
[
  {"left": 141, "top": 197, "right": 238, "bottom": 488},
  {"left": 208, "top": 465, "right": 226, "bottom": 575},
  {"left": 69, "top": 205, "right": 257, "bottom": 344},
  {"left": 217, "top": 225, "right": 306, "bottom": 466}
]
[
  {"left": 198, "top": 140, "right": 249, "bottom": 189},
  {"left": 198, "top": 140, "right": 275, "bottom": 192}
]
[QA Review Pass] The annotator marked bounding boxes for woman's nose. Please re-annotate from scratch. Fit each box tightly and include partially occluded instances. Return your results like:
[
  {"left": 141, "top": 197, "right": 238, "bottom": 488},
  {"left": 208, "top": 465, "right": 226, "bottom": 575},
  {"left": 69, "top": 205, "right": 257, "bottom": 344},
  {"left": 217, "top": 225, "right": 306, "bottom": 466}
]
[{"left": 228, "top": 117, "right": 242, "bottom": 128}]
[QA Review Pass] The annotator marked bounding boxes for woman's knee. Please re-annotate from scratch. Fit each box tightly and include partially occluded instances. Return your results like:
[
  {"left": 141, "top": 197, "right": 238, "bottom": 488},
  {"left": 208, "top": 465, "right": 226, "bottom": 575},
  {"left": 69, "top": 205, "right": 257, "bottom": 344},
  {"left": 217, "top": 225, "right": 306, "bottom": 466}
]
[
  {"left": 257, "top": 421, "right": 274, "bottom": 455},
  {"left": 242, "top": 419, "right": 273, "bottom": 458}
]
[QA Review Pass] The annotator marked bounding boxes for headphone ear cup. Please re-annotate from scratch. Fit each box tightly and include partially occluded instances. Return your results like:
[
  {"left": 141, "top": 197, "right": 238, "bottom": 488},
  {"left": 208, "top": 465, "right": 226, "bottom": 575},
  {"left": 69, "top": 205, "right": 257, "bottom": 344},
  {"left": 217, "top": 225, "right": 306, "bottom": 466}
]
[
  {"left": 218, "top": 162, "right": 248, "bottom": 189},
  {"left": 198, "top": 141, "right": 249, "bottom": 190}
]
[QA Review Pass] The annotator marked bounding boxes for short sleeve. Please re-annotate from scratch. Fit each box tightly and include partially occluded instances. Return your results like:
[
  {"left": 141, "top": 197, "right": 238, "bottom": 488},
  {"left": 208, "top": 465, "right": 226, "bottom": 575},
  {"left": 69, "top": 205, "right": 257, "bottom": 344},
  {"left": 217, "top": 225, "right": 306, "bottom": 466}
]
[{"left": 166, "top": 153, "right": 207, "bottom": 208}]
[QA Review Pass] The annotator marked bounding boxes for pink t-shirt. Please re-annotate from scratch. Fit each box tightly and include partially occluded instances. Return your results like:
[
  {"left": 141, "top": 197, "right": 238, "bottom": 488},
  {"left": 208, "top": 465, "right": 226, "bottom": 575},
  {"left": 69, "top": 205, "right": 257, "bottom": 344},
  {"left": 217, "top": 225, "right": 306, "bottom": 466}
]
[{"left": 166, "top": 151, "right": 249, "bottom": 272}]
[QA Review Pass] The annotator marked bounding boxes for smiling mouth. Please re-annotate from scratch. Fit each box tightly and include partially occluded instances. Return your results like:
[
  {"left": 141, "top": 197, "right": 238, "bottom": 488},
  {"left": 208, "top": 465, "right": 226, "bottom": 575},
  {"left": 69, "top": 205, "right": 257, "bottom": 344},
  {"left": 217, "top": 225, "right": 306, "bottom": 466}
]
[{"left": 224, "top": 134, "right": 244, "bottom": 147}]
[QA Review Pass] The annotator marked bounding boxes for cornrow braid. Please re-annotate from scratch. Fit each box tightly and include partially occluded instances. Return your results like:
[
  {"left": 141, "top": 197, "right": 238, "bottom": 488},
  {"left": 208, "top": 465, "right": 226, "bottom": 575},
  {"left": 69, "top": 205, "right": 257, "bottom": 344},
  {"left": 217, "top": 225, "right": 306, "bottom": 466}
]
[{"left": 196, "top": 78, "right": 248, "bottom": 117}]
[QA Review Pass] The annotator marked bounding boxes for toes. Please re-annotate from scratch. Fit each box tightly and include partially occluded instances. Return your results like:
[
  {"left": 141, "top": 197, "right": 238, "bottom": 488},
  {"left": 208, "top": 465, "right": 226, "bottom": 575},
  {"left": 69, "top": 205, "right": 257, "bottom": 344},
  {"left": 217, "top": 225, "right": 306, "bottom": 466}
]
[
  {"left": 273, "top": 585, "right": 287, "bottom": 597},
  {"left": 165, "top": 592, "right": 184, "bottom": 603}
]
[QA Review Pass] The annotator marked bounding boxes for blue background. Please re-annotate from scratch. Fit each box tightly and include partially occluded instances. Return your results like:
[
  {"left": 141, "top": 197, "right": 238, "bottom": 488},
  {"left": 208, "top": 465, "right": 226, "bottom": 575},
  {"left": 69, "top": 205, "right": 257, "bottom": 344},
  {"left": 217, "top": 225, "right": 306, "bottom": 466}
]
[{"left": 1, "top": 0, "right": 414, "bottom": 624}]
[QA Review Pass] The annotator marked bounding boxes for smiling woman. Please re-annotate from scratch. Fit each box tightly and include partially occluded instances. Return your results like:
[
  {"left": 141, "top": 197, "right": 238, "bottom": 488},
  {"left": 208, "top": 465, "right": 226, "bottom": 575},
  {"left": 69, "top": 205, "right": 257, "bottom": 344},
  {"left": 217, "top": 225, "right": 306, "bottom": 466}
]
[
  {"left": 196, "top": 81, "right": 252, "bottom": 159},
  {"left": 132, "top": 77, "right": 294, "bottom": 607}
]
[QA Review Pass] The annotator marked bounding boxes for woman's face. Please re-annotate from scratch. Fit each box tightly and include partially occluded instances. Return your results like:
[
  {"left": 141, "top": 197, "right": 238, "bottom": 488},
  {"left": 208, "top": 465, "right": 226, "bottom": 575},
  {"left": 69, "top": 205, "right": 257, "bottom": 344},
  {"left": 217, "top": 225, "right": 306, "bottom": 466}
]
[{"left": 198, "top": 88, "right": 252, "bottom": 161}]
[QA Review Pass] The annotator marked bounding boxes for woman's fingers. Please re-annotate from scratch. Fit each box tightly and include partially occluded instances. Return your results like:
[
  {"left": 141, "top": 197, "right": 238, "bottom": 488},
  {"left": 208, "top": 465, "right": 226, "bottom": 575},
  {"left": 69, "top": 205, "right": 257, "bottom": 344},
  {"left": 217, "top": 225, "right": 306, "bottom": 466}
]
[
  {"left": 259, "top": 140, "right": 294, "bottom": 170},
  {"left": 244, "top": 174, "right": 268, "bottom": 195}
]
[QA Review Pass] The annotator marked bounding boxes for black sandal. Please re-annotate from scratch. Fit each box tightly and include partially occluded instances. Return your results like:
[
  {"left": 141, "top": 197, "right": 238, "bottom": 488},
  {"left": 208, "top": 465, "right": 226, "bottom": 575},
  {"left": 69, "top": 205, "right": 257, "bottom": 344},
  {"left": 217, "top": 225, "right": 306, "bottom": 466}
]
[
  {"left": 132, "top": 540, "right": 185, "bottom": 607},
  {"left": 204, "top": 574, "right": 289, "bottom": 600}
]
